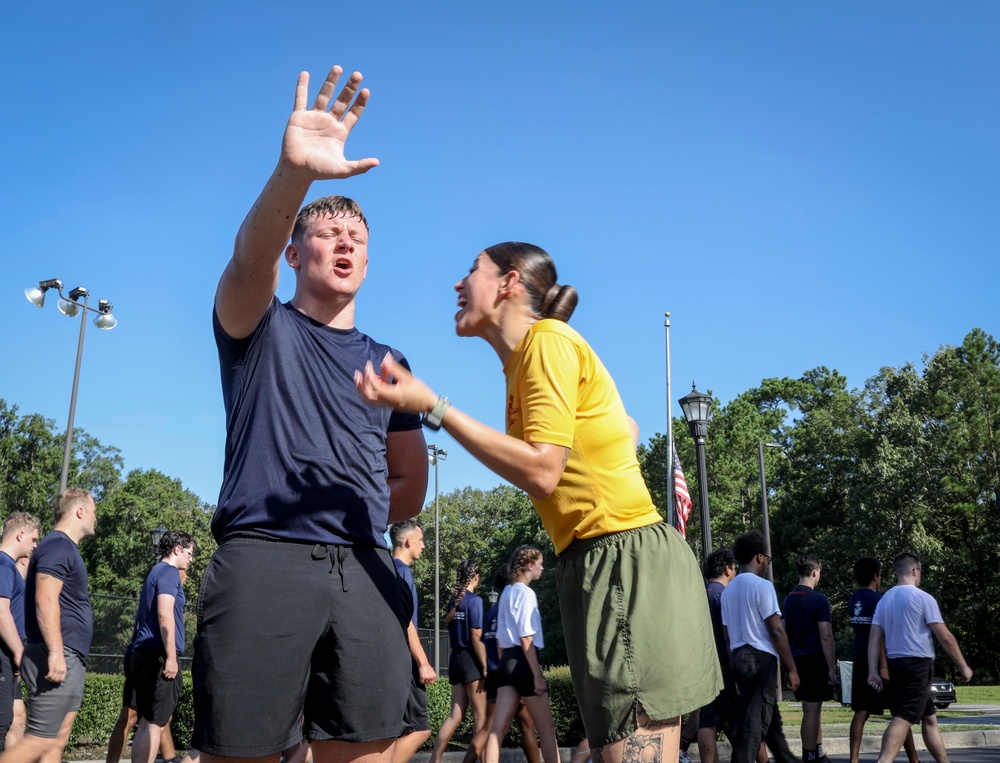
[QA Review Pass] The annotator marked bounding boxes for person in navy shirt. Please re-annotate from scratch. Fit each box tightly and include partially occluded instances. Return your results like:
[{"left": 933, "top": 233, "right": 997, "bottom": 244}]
[
  {"left": 129, "top": 531, "right": 196, "bottom": 763},
  {"left": 193, "top": 64, "right": 427, "bottom": 763},
  {"left": 0, "top": 513, "right": 40, "bottom": 750},
  {"left": 17, "top": 487, "right": 96, "bottom": 763},
  {"left": 389, "top": 520, "right": 435, "bottom": 763}
]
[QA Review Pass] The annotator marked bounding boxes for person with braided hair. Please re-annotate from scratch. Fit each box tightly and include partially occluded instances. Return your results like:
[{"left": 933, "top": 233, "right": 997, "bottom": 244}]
[
  {"left": 427, "top": 560, "right": 486, "bottom": 763},
  {"left": 486, "top": 546, "right": 558, "bottom": 763},
  {"left": 356, "top": 241, "right": 721, "bottom": 763}
]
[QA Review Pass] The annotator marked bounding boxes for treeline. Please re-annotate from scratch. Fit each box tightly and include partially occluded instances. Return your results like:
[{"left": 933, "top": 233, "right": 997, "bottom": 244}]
[
  {"left": 637, "top": 327, "right": 999, "bottom": 682},
  {"left": 0, "top": 401, "right": 217, "bottom": 596}
]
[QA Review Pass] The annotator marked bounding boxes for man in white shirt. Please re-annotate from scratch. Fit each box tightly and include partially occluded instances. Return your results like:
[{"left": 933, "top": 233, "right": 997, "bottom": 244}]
[
  {"left": 721, "top": 531, "right": 799, "bottom": 763},
  {"left": 867, "top": 552, "right": 972, "bottom": 763}
]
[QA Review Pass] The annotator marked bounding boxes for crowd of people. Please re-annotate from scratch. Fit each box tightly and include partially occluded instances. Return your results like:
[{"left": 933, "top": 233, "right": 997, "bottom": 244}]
[{"left": 0, "top": 61, "right": 977, "bottom": 763}]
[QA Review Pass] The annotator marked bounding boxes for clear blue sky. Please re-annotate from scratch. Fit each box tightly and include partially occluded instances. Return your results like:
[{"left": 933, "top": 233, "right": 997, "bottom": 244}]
[{"left": 3, "top": 2, "right": 997, "bottom": 506}]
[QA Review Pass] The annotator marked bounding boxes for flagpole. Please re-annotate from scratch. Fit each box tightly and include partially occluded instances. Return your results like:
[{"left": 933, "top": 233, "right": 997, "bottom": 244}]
[{"left": 665, "top": 312, "right": 676, "bottom": 527}]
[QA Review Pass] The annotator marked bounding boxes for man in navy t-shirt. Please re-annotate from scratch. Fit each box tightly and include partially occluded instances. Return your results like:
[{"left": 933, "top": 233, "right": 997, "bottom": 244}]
[
  {"left": 192, "top": 64, "right": 428, "bottom": 763},
  {"left": 389, "top": 520, "right": 435, "bottom": 763},
  {"left": 696, "top": 548, "right": 741, "bottom": 763},
  {"left": 20, "top": 487, "right": 96, "bottom": 763},
  {"left": 781, "top": 555, "right": 835, "bottom": 763},
  {"left": 0, "top": 513, "right": 40, "bottom": 749},
  {"left": 129, "top": 531, "right": 196, "bottom": 763}
]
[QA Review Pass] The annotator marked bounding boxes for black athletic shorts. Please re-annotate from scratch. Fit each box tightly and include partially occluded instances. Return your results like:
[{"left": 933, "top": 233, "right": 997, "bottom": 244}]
[
  {"left": 131, "top": 649, "right": 182, "bottom": 726},
  {"left": 121, "top": 653, "right": 137, "bottom": 710},
  {"left": 0, "top": 647, "right": 15, "bottom": 747},
  {"left": 792, "top": 653, "right": 834, "bottom": 703},
  {"left": 485, "top": 670, "right": 501, "bottom": 702},
  {"left": 851, "top": 657, "right": 885, "bottom": 714},
  {"left": 699, "top": 668, "right": 736, "bottom": 730},
  {"left": 191, "top": 534, "right": 412, "bottom": 756},
  {"left": 887, "top": 657, "right": 935, "bottom": 723},
  {"left": 448, "top": 648, "right": 484, "bottom": 686},
  {"left": 497, "top": 645, "right": 540, "bottom": 698},
  {"left": 402, "top": 661, "right": 429, "bottom": 734}
]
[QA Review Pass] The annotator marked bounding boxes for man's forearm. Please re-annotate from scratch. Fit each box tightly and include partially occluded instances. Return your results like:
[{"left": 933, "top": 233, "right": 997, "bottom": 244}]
[
  {"left": 234, "top": 162, "right": 312, "bottom": 271},
  {"left": 0, "top": 614, "right": 23, "bottom": 663},
  {"left": 405, "top": 622, "right": 430, "bottom": 667},
  {"left": 935, "top": 627, "right": 969, "bottom": 672},
  {"left": 36, "top": 601, "right": 63, "bottom": 654}
]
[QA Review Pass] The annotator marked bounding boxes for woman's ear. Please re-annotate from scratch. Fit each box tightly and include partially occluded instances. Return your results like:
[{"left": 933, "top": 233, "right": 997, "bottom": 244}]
[{"left": 499, "top": 270, "right": 521, "bottom": 297}]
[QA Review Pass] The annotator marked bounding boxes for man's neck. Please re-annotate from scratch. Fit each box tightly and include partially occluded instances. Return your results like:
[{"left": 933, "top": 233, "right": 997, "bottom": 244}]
[
  {"left": 0, "top": 545, "right": 18, "bottom": 561},
  {"left": 53, "top": 523, "right": 82, "bottom": 545},
  {"left": 710, "top": 576, "right": 728, "bottom": 586},
  {"left": 798, "top": 577, "right": 816, "bottom": 589},
  {"left": 289, "top": 292, "right": 357, "bottom": 330},
  {"left": 393, "top": 550, "right": 411, "bottom": 566}
]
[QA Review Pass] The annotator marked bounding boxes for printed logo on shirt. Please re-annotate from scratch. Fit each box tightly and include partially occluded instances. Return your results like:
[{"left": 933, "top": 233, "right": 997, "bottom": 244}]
[{"left": 506, "top": 394, "right": 521, "bottom": 430}]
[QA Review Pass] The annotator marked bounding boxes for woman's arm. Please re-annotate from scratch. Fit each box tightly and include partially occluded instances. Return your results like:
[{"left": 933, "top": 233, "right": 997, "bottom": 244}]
[
  {"left": 355, "top": 354, "right": 568, "bottom": 498},
  {"left": 471, "top": 627, "right": 488, "bottom": 676},
  {"left": 519, "top": 634, "right": 546, "bottom": 696}
]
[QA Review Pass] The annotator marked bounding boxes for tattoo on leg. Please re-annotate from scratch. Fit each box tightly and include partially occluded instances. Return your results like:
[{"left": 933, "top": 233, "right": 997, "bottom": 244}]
[
  {"left": 591, "top": 747, "right": 605, "bottom": 763},
  {"left": 622, "top": 732, "right": 661, "bottom": 763}
]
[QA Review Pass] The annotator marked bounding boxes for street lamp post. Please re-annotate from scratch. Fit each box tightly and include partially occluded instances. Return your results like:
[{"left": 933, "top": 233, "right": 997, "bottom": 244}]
[
  {"left": 150, "top": 526, "right": 167, "bottom": 556},
  {"left": 757, "top": 442, "right": 784, "bottom": 586},
  {"left": 679, "top": 382, "right": 713, "bottom": 560},
  {"left": 427, "top": 444, "right": 447, "bottom": 676},
  {"left": 25, "top": 279, "right": 118, "bottom": 493}
]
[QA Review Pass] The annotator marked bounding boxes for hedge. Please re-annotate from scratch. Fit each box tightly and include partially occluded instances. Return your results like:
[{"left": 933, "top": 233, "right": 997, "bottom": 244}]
[{"left": 67, "top": 668, "right": 583, "bottom": 752}]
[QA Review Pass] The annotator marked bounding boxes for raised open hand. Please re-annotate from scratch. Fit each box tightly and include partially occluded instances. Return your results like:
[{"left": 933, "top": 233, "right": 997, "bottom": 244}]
[{"left": 280, "top": 66, "right": 379, "bottom": 180}]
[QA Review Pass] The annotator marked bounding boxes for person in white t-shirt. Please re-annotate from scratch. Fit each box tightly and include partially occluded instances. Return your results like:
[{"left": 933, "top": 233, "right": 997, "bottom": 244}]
[
  {"left": 485, "top": 547, "right": 558, "bottom": 763},
  {"left": 720, "top": 531, "right": 799, "bottom": 763},
  {"left": 867, "top": 552, "right": 972, "bottom": 763}
]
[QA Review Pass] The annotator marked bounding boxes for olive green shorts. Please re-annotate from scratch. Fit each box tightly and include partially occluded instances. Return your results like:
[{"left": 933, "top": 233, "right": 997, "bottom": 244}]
[{"left": 557, "top": 522, "right": 722, "bottom": 747}]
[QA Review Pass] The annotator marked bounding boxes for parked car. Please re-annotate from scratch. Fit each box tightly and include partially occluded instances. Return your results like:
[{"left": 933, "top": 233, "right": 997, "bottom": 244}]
[{"left": 930, "top": 678, "right": 957, "bottom": 709}]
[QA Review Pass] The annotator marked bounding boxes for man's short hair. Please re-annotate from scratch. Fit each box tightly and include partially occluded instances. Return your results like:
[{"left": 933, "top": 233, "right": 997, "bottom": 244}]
[
  {"left": 159, "top": 530, "right": 196, "bottom": 559},
  {"left": 1, "top": 512, "right": 41, "bottom": 540},
  {"left": 54, "top": 487, "right": 92, "bottom": 523},
  {"left": 703, "top": 548, "right": 737, "bottom": 579},
  {"left": 733, "top": 530, "right": 768, "bottom": 565},
  {"left": 853, "top": 556, "right": 881, "bottom": 586},
  {"left": 795, "top": 554, "right": 821, "bottom": 578},
  {"left": 389, "top": 519, "right": 421, "bottom": 549},
  {"left": 894, "top": 552, "right": 921, "bottom": 578},
  {"left": 291, "top": 196, "right": 369, "bottom": 242}
]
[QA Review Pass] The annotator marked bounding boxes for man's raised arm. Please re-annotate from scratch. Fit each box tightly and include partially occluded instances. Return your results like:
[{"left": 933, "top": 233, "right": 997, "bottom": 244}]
[{"left": 215, "top": 66, "right": 379, "bottom": 339}]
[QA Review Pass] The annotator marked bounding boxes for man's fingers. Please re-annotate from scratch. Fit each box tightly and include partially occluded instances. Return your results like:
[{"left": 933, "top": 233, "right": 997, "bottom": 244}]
[
  {"left": 341, "top": 87, "right": 371, "bottom": 131},
  {"left": 293, "top": 71, "right": 310, "bottom": 111},
  {"left": 330, "top": 72, "right": 363, "bottom": 120},
  {"left": 313, "top": 66, "right": 343, "bottom": 111}
]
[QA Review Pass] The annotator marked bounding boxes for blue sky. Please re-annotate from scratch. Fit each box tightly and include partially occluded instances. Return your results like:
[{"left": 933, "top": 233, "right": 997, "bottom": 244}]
[{"left": 3, "top": 2, "right": 997, "bottom": 506}]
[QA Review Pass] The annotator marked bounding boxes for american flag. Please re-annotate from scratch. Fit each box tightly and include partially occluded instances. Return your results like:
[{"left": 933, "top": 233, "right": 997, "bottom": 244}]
[{"left": 673, "top": 446, "right": 693, "bottom": 538}]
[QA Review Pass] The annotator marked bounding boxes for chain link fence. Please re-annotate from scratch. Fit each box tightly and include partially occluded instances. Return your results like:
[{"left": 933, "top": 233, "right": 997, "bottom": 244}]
[{"left": 89, "top": 593, "right": 196, "bottom": 674}]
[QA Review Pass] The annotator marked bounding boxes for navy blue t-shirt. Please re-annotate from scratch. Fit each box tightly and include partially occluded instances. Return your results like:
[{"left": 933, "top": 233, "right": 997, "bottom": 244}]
[
  {"left": 130, "top": 562, "right": 186, "bottom": 654},
  {"left": 394, "top": 558, "right": 418, "bottom": 628},
  {"left": 448, "top": 591, "right": 483, "bottom": 651},
  {"left": 26, "top": 531, "right": 93, "bottom": 663},
  {"left": 0, "top": 552, "right": 26, "bottom": 641},
  {"left": 706, "top": 580, "right": 729, "bottom": 668},
  {"left": 214, "top": 299, "right": 422, "bottom": 547},
  {"left": 781, "top": 584, "right": 831, "bottom": 657},
  {"left": 849, "top": 587, "right": 881, "bottom": 663}
]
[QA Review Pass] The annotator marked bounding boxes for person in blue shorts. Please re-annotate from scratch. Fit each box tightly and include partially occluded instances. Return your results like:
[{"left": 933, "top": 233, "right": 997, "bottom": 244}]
[
  {"left": 129, "top": 531, "right": 196, "bottom": 763},
  {"left": 190, "top": 63, "right": 427, "bottom": 763},
  {"left": 5, "top": 488, "right": 96, "bottom": 763},
  {"left": 0, "top": 513, "right": 40, "bottom": 751}
]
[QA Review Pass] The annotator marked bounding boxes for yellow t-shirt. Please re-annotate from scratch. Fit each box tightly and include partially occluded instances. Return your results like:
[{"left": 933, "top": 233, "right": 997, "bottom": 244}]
[{"left": 503, "top": 320, "right": 662, "bottom": 554}]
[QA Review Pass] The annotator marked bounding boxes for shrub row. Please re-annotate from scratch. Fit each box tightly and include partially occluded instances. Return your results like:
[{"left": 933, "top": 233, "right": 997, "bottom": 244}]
[{"left": 68, "top": 668, "right": 583, "bottom": 752}]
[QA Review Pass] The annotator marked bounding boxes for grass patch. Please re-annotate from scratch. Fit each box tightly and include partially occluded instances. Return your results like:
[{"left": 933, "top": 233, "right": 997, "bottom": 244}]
[{"left": 956, "top": 685, "right": 1000, "bottom": 704}]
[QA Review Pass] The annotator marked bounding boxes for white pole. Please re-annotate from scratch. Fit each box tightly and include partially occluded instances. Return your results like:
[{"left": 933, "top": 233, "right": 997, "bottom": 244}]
[{"left": 665, "top": 312, "right": 675, "bottom": 527}]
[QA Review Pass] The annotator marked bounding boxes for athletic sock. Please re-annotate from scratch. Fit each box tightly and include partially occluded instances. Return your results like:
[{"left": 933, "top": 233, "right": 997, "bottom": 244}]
[
  {"left": 816, "top": 744, "right": 826, "bottom": 758},
  {"left": 804, "top": 749, "right": 818, "bottom": 762}
]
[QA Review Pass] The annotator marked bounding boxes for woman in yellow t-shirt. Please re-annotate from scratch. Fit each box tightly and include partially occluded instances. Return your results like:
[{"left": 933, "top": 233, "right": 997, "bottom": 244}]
[{"left": 356, "top": 242, "right": 720, "bottom": 762}]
